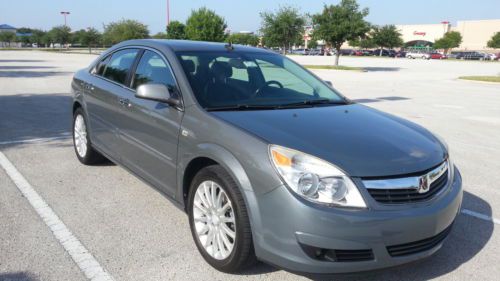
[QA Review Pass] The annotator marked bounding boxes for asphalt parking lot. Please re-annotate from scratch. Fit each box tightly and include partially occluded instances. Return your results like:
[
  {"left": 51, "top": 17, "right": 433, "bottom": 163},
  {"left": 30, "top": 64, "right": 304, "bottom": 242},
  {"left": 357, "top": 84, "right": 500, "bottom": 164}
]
[{"left": 1, "top": 50, "right": 499, "bottom": 281}]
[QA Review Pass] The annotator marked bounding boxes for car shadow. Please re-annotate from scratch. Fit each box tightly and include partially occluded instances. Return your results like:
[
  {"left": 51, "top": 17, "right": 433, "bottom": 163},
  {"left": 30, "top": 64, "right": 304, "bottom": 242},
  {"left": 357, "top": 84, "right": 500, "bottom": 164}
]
[
  {"left": 0, "top": 71, "right": 72, "bottom": 78},
  {"left": 0, "top": 59, "right": 46, "bottom": 63},
  {"left": 0, "top": 93, "right": 72, "bottom": 146},
  {"left": 0, "top": 93, "right": 115, "bottom": 165},
  {"left": 363, "top": 67, "right": 401, "bottom": 72},
  {"left": 296, "top": 191, "right": 493, "bottom": 281},
  {"left": 0, "top": 272, "right": 40, "bottom": 281},
  {"left": 0, "top": 66, "right": 56, "bottom": 70},
  {"left": 352, "top": 96, "right": 410, "bottom": 103}
]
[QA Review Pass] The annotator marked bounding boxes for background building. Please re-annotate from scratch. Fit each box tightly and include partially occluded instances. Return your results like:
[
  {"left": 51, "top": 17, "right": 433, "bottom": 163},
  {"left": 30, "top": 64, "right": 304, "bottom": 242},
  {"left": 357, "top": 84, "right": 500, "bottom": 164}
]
[
  {"left": 397, "top": 19, "right": 500, "bottom": 51},
  {"left": 0, "top": 24, "right": 17, "bottom": 33}
]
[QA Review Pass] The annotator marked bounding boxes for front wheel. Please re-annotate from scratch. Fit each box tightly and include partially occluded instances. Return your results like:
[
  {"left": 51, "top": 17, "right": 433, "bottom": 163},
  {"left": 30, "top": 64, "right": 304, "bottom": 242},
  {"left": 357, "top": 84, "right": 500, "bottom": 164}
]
[{"left": 188, "top": 165, "right": 256, "bottom": 272}]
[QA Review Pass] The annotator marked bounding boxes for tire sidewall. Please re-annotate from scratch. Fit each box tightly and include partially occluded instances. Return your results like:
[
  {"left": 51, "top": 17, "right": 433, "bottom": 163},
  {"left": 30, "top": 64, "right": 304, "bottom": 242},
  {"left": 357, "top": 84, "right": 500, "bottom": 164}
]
[
  {"left": 187, "top": 166, "right": 248, "bottom": 271},
  {"left": 73, "top": 108, "right": 91, "bottom": 163}
]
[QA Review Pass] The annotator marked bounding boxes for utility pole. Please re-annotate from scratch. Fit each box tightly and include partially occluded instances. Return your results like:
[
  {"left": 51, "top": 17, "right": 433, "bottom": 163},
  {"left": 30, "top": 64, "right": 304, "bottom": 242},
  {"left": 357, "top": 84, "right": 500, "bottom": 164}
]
[
  {"left": 166, "top": 0, "right": 170, "bottom": 28},
  {"left": 60, "top": 11, "right": 70, "bottom": 26}
]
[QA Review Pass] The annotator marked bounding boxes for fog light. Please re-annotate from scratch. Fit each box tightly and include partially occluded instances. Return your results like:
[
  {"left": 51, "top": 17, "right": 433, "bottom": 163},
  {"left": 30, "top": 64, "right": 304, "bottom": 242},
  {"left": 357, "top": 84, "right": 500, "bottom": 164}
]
[{"left": 298, "top": 173, "right": 319, "bottom": 197}]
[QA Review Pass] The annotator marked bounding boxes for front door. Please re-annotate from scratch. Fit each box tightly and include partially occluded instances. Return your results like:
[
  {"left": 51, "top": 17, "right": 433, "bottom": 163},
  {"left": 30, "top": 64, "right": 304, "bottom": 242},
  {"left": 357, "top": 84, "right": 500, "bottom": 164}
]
[{"left": 116, "top": 50, "right": 183, "bottom": 197}]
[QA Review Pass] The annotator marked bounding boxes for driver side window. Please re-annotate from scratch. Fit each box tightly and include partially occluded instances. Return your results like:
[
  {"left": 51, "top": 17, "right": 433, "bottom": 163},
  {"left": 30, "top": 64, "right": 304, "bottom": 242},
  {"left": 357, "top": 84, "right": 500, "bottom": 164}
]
[
  {"left": 131, "top": 50, "right": 176, "bottom": 90},
  {"left": 256, "top": 59, "right": 314, "bottom": 96}
]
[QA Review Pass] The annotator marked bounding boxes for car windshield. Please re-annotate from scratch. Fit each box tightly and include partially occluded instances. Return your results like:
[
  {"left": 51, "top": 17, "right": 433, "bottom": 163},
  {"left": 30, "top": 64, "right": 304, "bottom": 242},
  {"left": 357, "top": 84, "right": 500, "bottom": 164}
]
[{"left": 176, "top": 51, "right": 346, "bottom": 110}]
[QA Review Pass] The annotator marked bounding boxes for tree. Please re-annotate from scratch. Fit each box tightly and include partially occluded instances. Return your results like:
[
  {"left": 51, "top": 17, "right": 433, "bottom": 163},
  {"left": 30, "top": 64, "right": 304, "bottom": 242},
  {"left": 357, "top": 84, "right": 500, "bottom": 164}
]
[
  {"left": 312, "top": 0, "right": 370, "bottom": 65},
  {"left": 71, "top": 29, "right": 87, "bottom": 45},
  {"left": 433, "top": 31, "right": 462, "bottom": 54},
  {"left": 103, "top": 19, "right": 149, "bottom": 45},
  {"left": 16, "top": 27, "right": 33, "bottom": 45},
  {"left": 49, "top": 25, "right": 72, "bottom": 46},
  {"left": 31, "top": 29, "right": 46, "bottom": 46},
  {"left": 166, "top": 20, "right": 186, "bottom": 39},
  {"left": 0, "top": 32, "right": 16, "bottom": 47},
  {"left": 349, "top": 36, "right": 376, "bottom": 49},
  {"left": 81, "top": 28, "right": 101, "bottom": 53},
  {"left": 152, "top": 32, "right": 168, "bottom": 39},
  {"left": 260, "top": 6, "right": 305, "bottom": 54},
  {"left": 185, "top": 7, "right": 227, "bottom": 42},
  {"left": 308, "top": 40, "right": 318, "bottom": 49},
  {"left": 371, "top": 25, "right": 403, "bottom": 55},
  {"left": 487, "top": 32, "right": 500, "bottom": 49},
  {"left": 226, "top": 33, "right": 260, "bottom": 46}
]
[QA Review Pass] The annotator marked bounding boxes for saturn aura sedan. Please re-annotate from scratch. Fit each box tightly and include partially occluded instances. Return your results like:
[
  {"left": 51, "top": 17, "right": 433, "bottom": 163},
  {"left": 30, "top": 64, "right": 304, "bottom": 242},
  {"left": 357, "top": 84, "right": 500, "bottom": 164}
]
[{"left": 71, "top": 39, "right": 462, "bottom": 274}]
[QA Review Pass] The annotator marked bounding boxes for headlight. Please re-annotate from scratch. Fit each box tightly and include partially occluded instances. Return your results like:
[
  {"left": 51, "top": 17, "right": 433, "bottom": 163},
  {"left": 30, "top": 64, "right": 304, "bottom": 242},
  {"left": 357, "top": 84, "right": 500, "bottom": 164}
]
[{"left": 269, "top": 145, "right": 366, "bottom": 208}]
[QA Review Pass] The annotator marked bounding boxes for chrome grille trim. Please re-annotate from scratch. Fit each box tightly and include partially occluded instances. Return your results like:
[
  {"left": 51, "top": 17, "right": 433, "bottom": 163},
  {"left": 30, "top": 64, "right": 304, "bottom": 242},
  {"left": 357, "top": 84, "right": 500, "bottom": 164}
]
[{"left": 363, "top": 161, "right": 448, "bottom": 190}]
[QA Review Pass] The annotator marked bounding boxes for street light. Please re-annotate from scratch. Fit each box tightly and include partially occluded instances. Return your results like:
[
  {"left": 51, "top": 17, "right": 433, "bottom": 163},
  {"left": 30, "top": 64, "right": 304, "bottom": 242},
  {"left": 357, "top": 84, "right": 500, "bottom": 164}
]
[
  {"left": 166, "top": 0, "right": 170, "bottom": 27},
  {"left": 441, "top": 21, "right": 449, "bottom": 35},
  {"left": 61, "top": 11, "right": 70, "bottom": 26}
]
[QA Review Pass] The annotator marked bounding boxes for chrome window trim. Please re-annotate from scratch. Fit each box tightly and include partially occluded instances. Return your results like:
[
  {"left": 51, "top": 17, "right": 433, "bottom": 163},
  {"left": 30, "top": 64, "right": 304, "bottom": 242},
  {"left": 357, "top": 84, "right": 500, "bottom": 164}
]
[
  {"left": 363, "top": 161, "right": 448, "bottom": 190},
  {"left": 88, "top": 45, "right": 185, "bottom": 111}
]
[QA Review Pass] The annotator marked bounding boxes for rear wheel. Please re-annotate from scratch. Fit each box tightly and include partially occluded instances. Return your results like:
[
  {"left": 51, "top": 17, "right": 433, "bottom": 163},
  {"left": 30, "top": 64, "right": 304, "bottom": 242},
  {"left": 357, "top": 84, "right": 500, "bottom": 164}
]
[
  {"left": 73, "top": 108, "right": 106, "bottom": 165},
  {"left": 188, "top": 165, "right": 257, "bottom": 272}
]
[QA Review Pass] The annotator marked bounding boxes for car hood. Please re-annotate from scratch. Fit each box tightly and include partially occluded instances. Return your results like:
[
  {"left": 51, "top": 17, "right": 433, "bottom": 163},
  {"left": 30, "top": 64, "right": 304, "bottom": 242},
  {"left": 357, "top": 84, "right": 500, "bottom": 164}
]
[{"left": 211, "top": 104, "right": 447, "bottom": 177}]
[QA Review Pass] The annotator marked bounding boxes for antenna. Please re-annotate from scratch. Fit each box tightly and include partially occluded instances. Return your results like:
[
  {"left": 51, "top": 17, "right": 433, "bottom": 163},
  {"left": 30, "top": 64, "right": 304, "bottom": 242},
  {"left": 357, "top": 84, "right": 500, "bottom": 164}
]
[{"left": 225, "top": 41, "right": 234, "bottom": 51}]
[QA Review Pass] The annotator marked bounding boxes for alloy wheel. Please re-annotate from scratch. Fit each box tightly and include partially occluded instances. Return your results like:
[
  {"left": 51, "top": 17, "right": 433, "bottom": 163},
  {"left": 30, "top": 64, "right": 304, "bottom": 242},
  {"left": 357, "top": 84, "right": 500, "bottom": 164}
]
[
  {"left": 74, "top": 114, "right": 88, "bottom": 158},
  {"left": 192, "top": 180, "right": 236, "bottom": 260}
]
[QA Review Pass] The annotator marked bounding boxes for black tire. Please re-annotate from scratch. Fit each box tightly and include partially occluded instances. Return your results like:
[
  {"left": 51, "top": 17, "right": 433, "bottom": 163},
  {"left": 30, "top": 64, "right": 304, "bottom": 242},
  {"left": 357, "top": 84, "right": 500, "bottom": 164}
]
[
  {"left": 72, "top": 107, "right": 106, "bottom": 165},
  {"left": 188, "top": 165, "right": 257, "bottom": 273}
]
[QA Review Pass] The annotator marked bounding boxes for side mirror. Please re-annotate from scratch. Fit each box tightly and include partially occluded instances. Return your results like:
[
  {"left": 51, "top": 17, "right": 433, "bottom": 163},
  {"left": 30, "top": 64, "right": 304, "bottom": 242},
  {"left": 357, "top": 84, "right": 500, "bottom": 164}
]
[
  {"left": 324, "top": 80, "right": 333, "bottom": 87},
  {"left": 136, "top": 84, "right": 180, "bottom": 106}
]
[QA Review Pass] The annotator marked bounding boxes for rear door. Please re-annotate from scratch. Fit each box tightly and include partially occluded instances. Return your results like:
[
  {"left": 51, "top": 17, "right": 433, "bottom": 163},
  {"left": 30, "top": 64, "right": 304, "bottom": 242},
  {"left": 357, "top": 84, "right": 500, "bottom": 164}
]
[
  {"left": 115, "top": 49, "right": 183, "bottom": 197},
  {"left": 85, "top": 48, "right": 140, "bottom": 159}
]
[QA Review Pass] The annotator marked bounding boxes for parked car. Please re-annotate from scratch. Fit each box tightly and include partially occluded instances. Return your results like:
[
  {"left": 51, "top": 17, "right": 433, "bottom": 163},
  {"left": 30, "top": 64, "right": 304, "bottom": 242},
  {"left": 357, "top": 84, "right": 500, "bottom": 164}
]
[
  {"left": 447, "top": 52, "right": 461, "bottom": 59},
  {"left": 456, "top": 51, "right": 487, "bottom": 60},
  {"left": 72, "top": 39, "right": 462, "bottom": 274},
  {"left": 373, "top": 49, "right": 397, "bottom": 57},
  {"left": 406, "top": 51, "right": 431, "bottom": 59},
  {"left": 307, "top": 49, "right": 324, "bottom": 56},
  {"left": 430, "top": 52, "right": 447, "bottom": 59},
  {"left": 485, "top": 53, "right": 498, "bottom": 60},
  {"left": 290, "top": 48, "right": 309, "bottom": 55},
  {"left": 393, "top": 51, "right": 406, "bottom": 58},
  {"left": 339, "top": 49, "right": 354, "bottom": 56}
]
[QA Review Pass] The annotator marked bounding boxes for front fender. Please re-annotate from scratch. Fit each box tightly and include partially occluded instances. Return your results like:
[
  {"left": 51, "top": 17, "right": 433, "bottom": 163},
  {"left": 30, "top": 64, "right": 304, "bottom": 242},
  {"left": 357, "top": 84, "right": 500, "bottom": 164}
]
[{"left": 176, "top": 142, "right": 254, "bottom": 202}]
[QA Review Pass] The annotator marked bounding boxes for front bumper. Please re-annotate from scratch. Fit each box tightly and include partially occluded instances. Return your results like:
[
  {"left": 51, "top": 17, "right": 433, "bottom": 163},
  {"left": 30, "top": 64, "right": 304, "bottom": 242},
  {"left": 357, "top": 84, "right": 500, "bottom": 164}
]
[{"left": 248, "top": 167, "right": 462, "bottom": 274}]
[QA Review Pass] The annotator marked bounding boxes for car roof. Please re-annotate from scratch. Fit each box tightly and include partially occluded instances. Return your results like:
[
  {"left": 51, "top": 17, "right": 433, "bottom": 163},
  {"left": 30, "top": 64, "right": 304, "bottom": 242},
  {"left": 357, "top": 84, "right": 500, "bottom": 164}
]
[{"left": 114, "top": 39, "right": 272, "bottom": 54}]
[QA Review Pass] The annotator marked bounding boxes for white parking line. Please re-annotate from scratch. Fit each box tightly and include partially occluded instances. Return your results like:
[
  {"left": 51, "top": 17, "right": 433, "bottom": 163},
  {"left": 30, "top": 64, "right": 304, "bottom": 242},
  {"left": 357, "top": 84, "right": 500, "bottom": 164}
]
[
  {"left": 461, "top": 209, "right": 500, "bottom": 225},
  {"left": 0, "top": 134, "right": 71, "bottom": 146},
  {"left": 0, "top": 151, "right": 114, "bottom": 281}
]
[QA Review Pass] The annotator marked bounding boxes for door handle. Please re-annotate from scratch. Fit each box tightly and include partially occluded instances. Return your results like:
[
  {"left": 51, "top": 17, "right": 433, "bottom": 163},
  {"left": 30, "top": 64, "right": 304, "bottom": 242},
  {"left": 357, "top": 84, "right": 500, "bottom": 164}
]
[
  {"left": 119, "top": 98, "right": 131, "bottom": 107},
  {"left": 82, "top": 82, "right": 94, "bottom": 91}
]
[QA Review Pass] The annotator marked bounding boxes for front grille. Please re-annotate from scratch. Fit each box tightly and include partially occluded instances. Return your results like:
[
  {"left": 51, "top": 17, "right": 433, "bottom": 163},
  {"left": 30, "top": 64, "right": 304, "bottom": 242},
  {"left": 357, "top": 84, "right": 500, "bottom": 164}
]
[
  {"left": 387, "top": 224, "right": 453, "bottom": 257},
  {"left": 300, "top": 243, "right": 374, "bottom": 262},
  {"left": 367, "top": 170, "right": 448, "bottom": 204}
]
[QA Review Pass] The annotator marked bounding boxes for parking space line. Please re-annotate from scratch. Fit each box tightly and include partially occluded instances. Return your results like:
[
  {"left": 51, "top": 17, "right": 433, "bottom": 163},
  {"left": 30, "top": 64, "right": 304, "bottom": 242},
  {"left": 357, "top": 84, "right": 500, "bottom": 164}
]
[
  {"left": 461, "top": 209, "right": 500, "bottom": 225},
  {"left": 0, "top": 151, "right": 115, "bottom": 281},
  {"left": 0, "top": 134, "right": 71, "bottom": 146}
]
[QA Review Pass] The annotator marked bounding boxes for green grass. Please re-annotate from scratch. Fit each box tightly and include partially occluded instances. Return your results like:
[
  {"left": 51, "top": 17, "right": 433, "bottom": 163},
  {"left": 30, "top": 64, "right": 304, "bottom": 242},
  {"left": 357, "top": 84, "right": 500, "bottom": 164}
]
[
  {"left": 459, "top": 76, "right": 500, "bottom": 83},
  {"left": 304, "top": 65, "right": 364, "bottom": 71}
]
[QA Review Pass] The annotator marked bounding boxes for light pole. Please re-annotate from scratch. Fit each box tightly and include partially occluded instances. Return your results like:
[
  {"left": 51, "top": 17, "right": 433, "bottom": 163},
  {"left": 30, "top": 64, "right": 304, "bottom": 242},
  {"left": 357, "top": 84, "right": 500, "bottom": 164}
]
[
  {"left": 61, "top": 11, "right": 70, "bottom": 26},
  {"left": 166, "top": 0, "right": 170, "bottom": 28},
  {"left": 441, "top": 21, "right": 449, "bottom": 35}
]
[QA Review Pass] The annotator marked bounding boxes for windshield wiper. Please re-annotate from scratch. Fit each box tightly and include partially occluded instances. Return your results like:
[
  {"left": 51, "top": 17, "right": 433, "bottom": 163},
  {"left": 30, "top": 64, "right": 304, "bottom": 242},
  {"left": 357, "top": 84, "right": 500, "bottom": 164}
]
[
  {"left": 280, "top": 99, "right": 348, "bottom": 108},
  {"left": 206, "top": 104, "right": 281, "bottom": 111}
]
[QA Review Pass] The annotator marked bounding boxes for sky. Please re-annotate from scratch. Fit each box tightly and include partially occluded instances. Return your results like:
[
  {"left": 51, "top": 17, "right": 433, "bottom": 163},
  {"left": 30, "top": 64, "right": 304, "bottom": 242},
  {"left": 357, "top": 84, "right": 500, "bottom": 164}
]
[{"left": 0, "top": 0, "right": 499, "bottom": 34}]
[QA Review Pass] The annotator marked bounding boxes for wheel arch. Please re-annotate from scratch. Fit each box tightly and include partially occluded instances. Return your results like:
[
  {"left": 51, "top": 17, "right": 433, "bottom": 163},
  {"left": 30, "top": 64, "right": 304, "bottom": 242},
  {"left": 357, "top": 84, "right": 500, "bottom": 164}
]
[
  {"left": 72, "top": 100, "right": 82, "bottom": 114},
  {"left": 177, "top": 143, "right": 255, "bottom": 213}
]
